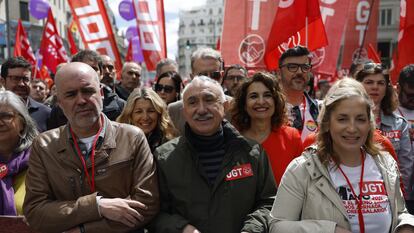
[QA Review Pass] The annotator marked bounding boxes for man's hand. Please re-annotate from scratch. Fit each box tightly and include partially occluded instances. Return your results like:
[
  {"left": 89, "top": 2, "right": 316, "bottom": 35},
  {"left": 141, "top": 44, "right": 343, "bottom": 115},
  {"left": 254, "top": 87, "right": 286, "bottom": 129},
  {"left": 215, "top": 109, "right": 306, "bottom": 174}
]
[
  {"left": 98, "top": 198, "right": 147, "bottom": 227},
  {"left": 182, "top": 224, "right": 201, "bottom": 233}
]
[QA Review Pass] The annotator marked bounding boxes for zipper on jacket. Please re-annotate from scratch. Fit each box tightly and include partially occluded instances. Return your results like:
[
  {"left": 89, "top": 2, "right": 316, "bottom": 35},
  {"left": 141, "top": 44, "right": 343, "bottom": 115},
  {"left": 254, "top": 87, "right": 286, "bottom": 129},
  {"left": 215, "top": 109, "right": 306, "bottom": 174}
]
[{"left": 69, "top": 177, "right": 76, "bottom": 197}]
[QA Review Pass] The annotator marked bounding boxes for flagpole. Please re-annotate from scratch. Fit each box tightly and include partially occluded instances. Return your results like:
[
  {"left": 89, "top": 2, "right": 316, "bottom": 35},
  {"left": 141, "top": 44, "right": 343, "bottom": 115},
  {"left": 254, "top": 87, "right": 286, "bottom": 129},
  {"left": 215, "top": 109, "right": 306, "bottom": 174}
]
[
  {"left": 357, "top": 0, "right": 376, "bottom": 60},
  {"left": 5, "top": 0, "right": 11, "bottom": 58},
  {"left": 305, "top": 17, "right": 308, "bottom": 47}
]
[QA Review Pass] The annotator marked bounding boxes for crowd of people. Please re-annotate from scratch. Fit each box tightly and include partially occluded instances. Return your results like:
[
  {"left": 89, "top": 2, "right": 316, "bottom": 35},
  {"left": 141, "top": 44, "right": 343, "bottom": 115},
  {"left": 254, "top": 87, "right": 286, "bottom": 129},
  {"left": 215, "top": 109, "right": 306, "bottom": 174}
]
[{"left": 1, "top": 45, "right": 414, "bottom": 233}]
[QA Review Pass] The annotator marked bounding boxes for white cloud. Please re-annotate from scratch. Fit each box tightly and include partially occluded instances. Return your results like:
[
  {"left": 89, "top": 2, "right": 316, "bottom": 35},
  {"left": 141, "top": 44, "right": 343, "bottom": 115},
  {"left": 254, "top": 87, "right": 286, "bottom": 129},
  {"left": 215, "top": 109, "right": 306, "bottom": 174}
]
[{"left": 108, "top": 0, "right": 207, "bottom": 59}]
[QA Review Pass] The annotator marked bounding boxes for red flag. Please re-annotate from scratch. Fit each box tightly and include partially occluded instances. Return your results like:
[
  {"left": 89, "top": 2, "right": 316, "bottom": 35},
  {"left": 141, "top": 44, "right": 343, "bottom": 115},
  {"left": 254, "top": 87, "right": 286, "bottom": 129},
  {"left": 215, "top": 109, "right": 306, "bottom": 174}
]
[
  {"left": 312, "top": 1, "right": 352, "bottom": 77},
  {"left": 264, "top": 0, "right": 328, "bottom": 70},
  {"left": 67, "top": 25, "right": 78, "bottom": 55},
  {"left": 391, "top": 0, "right": 414, "bottom": 83},
  {"left": 14, "top": 20, "right": 36, "bottom": 66},
  {"left": 67, "top": 0, "right": 122, "bottom": 73},
  {"left": 368, "top": 43, "right": 381, "bottom": 63},
  {"left": 216, "top": 37, "right": 220, "bottom": 51},
  {"left": 40, "top": 10, "right": 68, "bottom": 74},
  {"left": 221, "top": 0, "right": 278, "bottom": 70},
  {"left": 133, "top": 0, "right": 167, "bottom": 71},
  {"left": 125, "top": 39, "right": 133, "bottom": 62},
  {"left": 341, "top": 0, "right": 379, "bottom": 69}
]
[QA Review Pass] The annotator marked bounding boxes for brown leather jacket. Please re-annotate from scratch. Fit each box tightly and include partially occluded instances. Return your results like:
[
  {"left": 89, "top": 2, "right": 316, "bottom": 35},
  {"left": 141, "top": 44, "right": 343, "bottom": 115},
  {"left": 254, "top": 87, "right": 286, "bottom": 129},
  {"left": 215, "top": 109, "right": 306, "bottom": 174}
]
[{"left": 23, "top": 115, "right": 159, "bottom": 233}]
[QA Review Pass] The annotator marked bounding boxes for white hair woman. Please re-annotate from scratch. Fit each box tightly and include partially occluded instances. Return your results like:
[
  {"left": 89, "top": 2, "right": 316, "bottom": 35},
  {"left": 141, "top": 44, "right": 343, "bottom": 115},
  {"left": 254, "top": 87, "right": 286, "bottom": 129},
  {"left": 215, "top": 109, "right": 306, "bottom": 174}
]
[{"left": 0, "top": 90, "right": 38, "bottom": 215}]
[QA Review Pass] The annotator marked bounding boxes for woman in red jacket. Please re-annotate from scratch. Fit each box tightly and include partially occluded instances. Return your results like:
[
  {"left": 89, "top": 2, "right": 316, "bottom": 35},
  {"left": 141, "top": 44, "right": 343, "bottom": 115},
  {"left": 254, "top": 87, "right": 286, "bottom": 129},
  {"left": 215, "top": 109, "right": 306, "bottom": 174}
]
[{"left": 231, "top": 72, "right": 303, "bottom": 184}]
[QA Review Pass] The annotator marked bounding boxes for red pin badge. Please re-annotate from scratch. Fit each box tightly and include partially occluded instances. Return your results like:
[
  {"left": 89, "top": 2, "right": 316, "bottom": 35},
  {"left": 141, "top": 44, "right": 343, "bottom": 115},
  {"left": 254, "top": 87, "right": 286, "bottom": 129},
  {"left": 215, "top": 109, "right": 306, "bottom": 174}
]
[{"left": 0, "top": 164, "right": 8, "bottom": 179}]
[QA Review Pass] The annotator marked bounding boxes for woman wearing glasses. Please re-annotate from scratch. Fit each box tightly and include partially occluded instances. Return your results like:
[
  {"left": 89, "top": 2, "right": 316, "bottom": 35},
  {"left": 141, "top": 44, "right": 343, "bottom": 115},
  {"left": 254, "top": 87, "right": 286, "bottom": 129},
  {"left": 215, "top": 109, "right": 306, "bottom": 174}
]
[
  {"left": 270, "top": 78, "right": 414, "bottom": 233},
  {"left": 356, "top": 63, "right": 413, "bottom": 204},
  {"left": 231, "top": 72, "right": 303, "bottom": 184},
  {"left": 0, "top": 91, "right": 38, "bottom": 215},
  {"left": 154, "top": 71, "right": 183, "bottom": 105},
  {"left": 117, "top": 88, "right": 177, "bottom": 152}
]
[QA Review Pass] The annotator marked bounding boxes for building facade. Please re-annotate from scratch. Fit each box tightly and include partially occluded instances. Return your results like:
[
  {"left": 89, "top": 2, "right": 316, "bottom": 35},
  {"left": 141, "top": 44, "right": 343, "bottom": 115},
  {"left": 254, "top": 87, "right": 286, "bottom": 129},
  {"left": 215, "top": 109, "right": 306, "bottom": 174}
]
[{"left": 177, "top": 0, "right": 224, "bottom": 77}]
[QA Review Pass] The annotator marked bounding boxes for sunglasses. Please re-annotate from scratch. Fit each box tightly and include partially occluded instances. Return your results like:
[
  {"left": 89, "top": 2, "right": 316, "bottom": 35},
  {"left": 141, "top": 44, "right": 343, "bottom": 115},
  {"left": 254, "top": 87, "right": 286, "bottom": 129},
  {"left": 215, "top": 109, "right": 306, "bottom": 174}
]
[
  {"left": 155, "top": 84, "right": 175, "bottom": 93},
  {"left": 280, "top": 63, "right": 312, "bottom": 73},
  {"left": 363, "top": 62, "right": 383, "bottom": 70},
  {"left": 198, "top": 71, "right": 222, "bottom": 81}
]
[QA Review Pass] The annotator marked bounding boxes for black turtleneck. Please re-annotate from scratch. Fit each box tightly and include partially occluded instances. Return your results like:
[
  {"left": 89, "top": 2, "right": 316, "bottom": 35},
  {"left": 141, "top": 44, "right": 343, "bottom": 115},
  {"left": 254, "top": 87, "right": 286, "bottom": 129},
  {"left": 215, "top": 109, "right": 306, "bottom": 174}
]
[{"left": 185, "top": 123, "right": 225, "bottom": 185}]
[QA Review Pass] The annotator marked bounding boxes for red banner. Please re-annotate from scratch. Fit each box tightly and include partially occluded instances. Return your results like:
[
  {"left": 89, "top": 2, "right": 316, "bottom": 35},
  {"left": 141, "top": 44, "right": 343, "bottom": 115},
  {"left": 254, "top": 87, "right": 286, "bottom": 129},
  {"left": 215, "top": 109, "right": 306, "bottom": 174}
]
[
  {"left": 14, "top": 20, "right": 36, "bottom": 66},
  {"left": 312, "top": 1, "right": 352, "bottom": 77},
  {"left": 133, "top": 0, "right": 167, "bottom": 71},
  {"left": 221, "top": 0, "right": 278, "bottom": 70},
  {"left": 67, "top": 0, "right": 122, "bottom": 72},
  {"left": 341, "top": 0, "right": 379, "bottom": 69},
  {"left": 391, "top": 0, "right": 414, "bottom": 83},
  {"left": 40, "top": 10, "right": 68, "bottom": 74},
  {"left": 264, "top": 0, "right": 328, "bottom": 71}
]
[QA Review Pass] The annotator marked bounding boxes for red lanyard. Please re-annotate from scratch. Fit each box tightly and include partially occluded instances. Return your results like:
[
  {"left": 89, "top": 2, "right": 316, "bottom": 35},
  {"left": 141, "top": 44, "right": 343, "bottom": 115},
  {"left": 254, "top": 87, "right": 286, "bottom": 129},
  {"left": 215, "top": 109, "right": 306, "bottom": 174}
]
[
  {"left": 338, "top": 150, "right": 365, "bottom": 233},
  {"left": 69, "top": 117, "right": 103, "bottom": 193}
]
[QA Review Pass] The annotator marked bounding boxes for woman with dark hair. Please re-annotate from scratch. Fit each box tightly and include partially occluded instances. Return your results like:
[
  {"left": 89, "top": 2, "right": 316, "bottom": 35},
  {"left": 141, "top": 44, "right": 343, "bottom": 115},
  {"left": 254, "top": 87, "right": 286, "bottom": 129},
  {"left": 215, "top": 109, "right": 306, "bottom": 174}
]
[
  {"left": 356, "top": 63, "right": 413, "bottom": 200},
  {"left": 117, "top": 88, "right": 177, "bottom": 152},
  {"left": 270, "top": 78, "right": 414, "bottom": 233},
  {"left": 231, "top": 72, "right": 303, "bottom": 184},
  {"left": 154, "top": 71, "right": 183, "bottom": 105},
  {"left": 0, "top": 91, "right": 38, "bottom": 215}
]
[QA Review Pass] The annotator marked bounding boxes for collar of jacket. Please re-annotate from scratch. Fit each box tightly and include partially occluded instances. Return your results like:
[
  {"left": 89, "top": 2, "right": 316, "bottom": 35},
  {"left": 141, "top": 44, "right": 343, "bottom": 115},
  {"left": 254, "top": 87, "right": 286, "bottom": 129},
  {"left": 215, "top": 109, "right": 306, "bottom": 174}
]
[
  {"left": 56, "top": 114, "right": 117, "bottom": 167},
  {"left": 27, "top": 97, "right": 40, "bottom": 112},
  {"left": 380, "top": 111, "right": 397, "bottom": 127},
  {"left": 301, "top": 145, "right": 400, "bottom": 226},
  {"left": 304, "top": 92, "right": 319, "bottom": 122}
]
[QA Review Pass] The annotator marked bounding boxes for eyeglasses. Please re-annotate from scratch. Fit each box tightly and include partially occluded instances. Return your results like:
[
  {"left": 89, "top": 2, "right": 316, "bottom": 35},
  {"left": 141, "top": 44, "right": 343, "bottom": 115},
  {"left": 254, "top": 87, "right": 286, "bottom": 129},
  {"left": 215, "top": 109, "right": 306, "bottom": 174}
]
[
  {"left": 7, "top": 75, "right": 31, "bottom": 83},
  {"left": 154, "top": 84, "right": 175, "bottom": 93},
  {"left": 291, "top": 106, "right": 303, "bottom": 131},
  {"left": 280, "top": 63, "right": 312, "bottom": 73},
  {"left": 198, "top": 71, "right": 222, "bottom": 81},
  {"left": 0, "top": 111, "right": 16, "bottom": 123},
  {"left": 225, "top": 75, "right": 246, "bottom": 82}
]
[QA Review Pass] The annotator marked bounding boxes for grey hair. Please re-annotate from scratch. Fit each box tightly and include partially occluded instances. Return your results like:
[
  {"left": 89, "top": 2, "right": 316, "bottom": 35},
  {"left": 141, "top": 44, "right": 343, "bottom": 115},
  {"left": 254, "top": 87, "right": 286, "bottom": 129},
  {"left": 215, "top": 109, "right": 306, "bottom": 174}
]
[
  {"left": 182, "top": 75, "right": 226, "bottom": 103},
  {"left": 190, "top": 47, "right": 223, "bottom": 72},
  {"left": 155, "top": 58, "right": 178, "bottom": 77},
  {"left": 0, "top": 90, "right": 38, "bottom": 153}
]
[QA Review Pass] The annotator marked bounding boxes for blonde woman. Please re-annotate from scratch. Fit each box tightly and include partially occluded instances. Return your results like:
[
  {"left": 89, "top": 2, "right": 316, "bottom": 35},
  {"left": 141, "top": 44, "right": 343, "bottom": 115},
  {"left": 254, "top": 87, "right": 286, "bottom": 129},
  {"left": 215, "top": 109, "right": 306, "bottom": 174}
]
[
  {"left": 117, "top": 88, "right": 177, "bottom": 152},
  {"left": 270, "top": 78, "right": 414, "bottom": 233}
]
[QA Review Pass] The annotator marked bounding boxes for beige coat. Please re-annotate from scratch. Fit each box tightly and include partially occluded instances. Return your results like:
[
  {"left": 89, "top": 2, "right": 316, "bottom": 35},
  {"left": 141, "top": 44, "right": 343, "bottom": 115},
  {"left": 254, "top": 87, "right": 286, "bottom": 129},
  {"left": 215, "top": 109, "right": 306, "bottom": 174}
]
[{"left": 270, "top": 146, "right": 414, "bottom": 233}]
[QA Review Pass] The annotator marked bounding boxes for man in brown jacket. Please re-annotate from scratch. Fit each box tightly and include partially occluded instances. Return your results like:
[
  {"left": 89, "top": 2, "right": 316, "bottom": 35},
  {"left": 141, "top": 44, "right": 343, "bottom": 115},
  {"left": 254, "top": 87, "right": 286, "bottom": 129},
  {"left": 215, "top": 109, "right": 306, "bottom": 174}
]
[{"left": 23, "top": 62, "right": 159, "bottom": 233}]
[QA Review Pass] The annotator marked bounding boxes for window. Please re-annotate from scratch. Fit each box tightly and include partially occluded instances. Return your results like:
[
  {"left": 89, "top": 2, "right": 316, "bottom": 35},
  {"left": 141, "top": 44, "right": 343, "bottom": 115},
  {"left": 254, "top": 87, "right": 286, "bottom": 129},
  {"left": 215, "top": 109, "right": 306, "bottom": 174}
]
[
  {"left": 19, "top": 1, "right": 29, "bottom": 21},
  {"left": 379, "top": 8, "right": 392, "bottom": 27}
]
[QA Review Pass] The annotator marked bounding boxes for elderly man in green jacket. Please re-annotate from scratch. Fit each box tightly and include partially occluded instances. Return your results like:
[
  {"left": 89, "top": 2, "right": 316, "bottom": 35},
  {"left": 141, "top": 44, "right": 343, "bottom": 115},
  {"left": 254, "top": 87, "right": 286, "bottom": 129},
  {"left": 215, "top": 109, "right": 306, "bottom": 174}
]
[{"left": 149, "top": 76, "right": 276, "bottom": 233}]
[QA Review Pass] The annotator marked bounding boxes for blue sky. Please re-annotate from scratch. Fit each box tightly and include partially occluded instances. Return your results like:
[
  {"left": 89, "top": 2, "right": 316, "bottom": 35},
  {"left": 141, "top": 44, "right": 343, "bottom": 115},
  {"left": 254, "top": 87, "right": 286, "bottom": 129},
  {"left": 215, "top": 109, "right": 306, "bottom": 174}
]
[{"left": 108, "top": 0, "right": 207, "bottom": 59}]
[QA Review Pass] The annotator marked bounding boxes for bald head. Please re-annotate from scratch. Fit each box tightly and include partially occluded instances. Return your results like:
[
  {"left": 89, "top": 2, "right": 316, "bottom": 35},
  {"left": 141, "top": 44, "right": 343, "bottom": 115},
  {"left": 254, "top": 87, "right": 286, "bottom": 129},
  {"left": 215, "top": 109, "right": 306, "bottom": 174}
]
[{"left": 55, "top": 62, "right": 100, "bottom": 91}]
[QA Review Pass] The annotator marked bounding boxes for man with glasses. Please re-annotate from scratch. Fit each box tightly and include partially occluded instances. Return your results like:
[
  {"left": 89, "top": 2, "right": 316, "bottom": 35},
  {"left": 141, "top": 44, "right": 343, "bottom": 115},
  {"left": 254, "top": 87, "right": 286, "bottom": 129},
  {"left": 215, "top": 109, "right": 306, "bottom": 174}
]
[
  {"left": 168, "top": 47, "right": 232, "bottom": 135},
  {"left": 116, "top": 62, "right": 142, "bottom": 101},
  {"left": 279, "top": 46, "right": 318, "bottom": 141},
  {"left": 0, "top": 57, "right": 50, "bottom": 132},
  {"left": 222, "top": 64, "right": 247, "bottom": 97}
]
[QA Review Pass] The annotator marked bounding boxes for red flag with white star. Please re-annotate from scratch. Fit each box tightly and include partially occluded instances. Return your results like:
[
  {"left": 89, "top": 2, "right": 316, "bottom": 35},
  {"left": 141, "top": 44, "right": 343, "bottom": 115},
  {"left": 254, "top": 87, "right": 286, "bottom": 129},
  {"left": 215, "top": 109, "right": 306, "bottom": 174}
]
[
  {"left": 40, "top": 9, "right": 68, "bottom": 74},
  {"left": 14, "top": 19, "right": 36, "bottom": 66}
]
